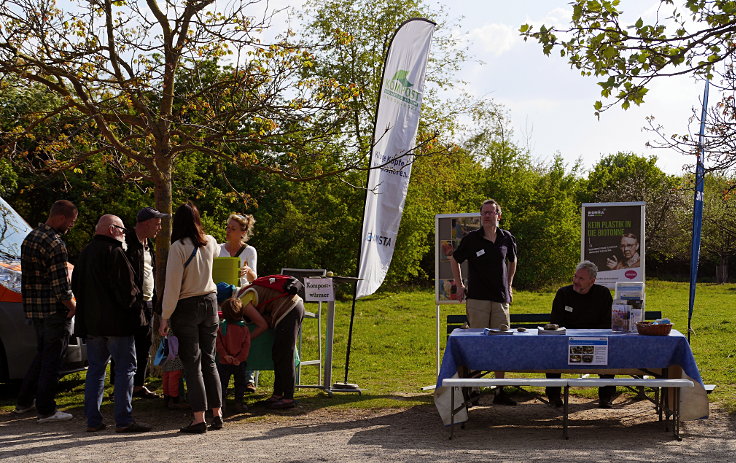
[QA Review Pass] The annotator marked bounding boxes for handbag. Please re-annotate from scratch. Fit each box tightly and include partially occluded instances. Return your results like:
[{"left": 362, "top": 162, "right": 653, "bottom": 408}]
[{"left": 153, "top": 337, "right": 169, "bottom": 366}]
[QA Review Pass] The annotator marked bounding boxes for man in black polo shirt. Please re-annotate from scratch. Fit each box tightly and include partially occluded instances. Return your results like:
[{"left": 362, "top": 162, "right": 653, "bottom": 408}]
[{"left": 446, "top": 199, "right": 518, "bottom": 405}]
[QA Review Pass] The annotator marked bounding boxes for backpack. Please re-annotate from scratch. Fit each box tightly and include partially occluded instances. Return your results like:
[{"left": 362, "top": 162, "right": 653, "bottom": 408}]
[{"left": 248, "top": 275, "right": 304, "bottom": 308}]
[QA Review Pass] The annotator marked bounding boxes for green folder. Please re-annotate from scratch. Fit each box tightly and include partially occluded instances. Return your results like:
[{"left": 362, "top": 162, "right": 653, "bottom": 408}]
[{"left": 212, "top": 257, "right": 240, "bottom": 286}]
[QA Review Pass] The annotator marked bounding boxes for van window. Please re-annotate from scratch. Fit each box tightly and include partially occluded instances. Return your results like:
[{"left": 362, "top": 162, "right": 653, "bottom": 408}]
[{"left": 0, "top": 196, "right": 31, "bottom": 261}]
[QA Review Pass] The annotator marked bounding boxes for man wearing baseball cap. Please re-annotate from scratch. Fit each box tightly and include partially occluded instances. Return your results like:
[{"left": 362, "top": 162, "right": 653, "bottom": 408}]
[{"left": 110, "top": 206, "right": 168, "bottom": 399}]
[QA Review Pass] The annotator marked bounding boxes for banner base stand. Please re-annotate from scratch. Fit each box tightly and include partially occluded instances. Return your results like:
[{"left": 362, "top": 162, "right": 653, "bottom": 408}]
[{"left": 329, "top": 382, "right": 362, "bottom": 395}]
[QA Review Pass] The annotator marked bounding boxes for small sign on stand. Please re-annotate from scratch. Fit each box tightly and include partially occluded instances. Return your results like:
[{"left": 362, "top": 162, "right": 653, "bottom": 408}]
[
  {"left": 304, "top": 277, "right": 335, "bottom": 302},
  {"left": 304, "top": 275, "right": 362, "bottom": 395}
]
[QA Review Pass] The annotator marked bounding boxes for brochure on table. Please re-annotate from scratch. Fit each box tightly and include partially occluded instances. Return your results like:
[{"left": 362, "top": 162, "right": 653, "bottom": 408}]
[{"left": 568, "top": 337, "right": 608, "bottom": 365}]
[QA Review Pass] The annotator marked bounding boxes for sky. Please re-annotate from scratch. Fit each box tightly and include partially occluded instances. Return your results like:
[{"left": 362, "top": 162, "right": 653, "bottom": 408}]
[
  {"left": 439, "top": 0, "right": 707, "bottom": 176},
  {"left": 269, "top": 0, "right": 708, "bottom": 175}
]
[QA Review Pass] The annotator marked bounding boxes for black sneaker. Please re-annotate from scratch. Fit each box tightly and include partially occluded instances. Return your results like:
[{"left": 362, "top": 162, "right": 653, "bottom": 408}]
[
  {"left": 86, "top": 423, "right": 107, "bottom": 432},
  {"left": 548, "top": 397, "right": 564, "bottom": 408},
  {"left": 599, "top": 399, "right": 613, "bottom": 409},
  {"left": 233, "top": 401, "right": 247, "bottom": 413},
  {"left": 12, "top": 401, "right": 35, "bottom": 415},
  {"left": 116, "top": 421, "right": 152, "bottom": 433},
  {"left": 493, "top": 393, "right": 517, "bottom": 406}
]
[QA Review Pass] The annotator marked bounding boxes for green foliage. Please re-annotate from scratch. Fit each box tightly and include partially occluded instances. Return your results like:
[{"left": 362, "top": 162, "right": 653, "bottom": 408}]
[
  {"left": 584, "top": 152, "right": 689, "bottom": 263},
  {"left": 454, "top": 105, "right": 584, "bottom": 288},
  {"left": 0, "top": 159, "right": 17, "bottom": 196},
  {"left": 520, "top": 0, "right": 735, "bottom": 113},
  {"left": 8, "top": 0, "right": 727, "bottom": 294},
  {"left": 383, "top": 137, "right": 486, "bottom": 286},
  {"left": 699, "top": 173, "right": 736, "bottom": 281},
  {"left": 301, "top": 0, "right": 468, "bottom": 147},
  {"left": 0, "top": 0, "right": 366, "bottom": 276},
  {"left": 495, "top": 157, "right": 584, "bottom": 289}
]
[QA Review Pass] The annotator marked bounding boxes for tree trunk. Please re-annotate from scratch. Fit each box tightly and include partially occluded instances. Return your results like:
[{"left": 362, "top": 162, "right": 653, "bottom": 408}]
[
  {"left": 153, "top": 162, "right": 173, "bottom": 311},
  {"left": 715, "top": 255, "right": 728, "bottom": 283},
  {"left": 150, "top": 162, "right": 172, "bottom": 378}
]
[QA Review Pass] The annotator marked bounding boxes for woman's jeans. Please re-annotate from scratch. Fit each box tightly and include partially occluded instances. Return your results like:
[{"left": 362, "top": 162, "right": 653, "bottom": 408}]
[{"left": 170, "top": 293, "right": 221, "bottom": 412}]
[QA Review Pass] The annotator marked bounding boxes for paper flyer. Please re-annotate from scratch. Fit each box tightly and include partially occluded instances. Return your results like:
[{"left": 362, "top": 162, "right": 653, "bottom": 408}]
[{"left": 568, "top": 337, "right": 608, "bottom": 365}]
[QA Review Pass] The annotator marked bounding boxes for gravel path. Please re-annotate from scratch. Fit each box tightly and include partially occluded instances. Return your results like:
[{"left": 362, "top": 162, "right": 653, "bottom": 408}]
[{"left": 1, "top": 394, "right": 734, "bottom": 462}]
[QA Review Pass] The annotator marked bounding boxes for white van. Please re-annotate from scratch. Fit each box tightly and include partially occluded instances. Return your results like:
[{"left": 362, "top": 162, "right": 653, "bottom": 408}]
[{"left": 0, "top": 196, "right": 87, "bottom": 381}]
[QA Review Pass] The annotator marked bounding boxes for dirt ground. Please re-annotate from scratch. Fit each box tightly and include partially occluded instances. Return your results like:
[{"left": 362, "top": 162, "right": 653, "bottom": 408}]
[{"left": 1, "top": 390, "right": 734, "bottom": 462}]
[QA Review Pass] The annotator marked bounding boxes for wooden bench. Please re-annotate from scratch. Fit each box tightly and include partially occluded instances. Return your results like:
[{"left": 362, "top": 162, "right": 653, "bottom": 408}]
[
  {"left": 442, "top": 376, "right": 694, "bottom": 440},
  {"left": 446, "top": 311, "right": 663, "bottom": 334}
]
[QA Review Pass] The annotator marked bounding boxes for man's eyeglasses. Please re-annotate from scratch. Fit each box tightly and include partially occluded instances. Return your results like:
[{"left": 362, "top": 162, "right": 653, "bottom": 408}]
[{"left": 111, "top": 224, "right": 127, "bottom": 232}]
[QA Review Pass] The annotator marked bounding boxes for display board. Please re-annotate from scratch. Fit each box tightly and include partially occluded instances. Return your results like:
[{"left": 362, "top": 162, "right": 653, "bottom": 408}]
[
  {"left": 581, "top": 202, "right": 645, "bottom": 289},
  {"left": 434, "top": 213, "right": 480, "bottom": 304}
]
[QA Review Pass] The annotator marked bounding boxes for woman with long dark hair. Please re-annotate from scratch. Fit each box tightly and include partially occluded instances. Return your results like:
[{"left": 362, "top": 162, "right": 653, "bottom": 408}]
[{"left": 159, "top": 202, "right": 223, "bottom": 433}]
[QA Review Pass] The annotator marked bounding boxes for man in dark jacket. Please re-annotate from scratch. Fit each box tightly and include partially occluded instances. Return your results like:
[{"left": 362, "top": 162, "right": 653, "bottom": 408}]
[
  {"left": 72, "top": 214, "right": 151, "bottom": 433},
  {"left": 110, "top": 206, "right": 167, "bottom": 399},
  {"left": 546, "top": 260, "right": 615, "bottom": 409}
]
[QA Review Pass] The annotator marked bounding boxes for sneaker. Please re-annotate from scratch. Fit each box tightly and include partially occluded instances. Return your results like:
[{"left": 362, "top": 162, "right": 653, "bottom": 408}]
[
  {"left": 115, "top": 421, "right": 152, "bottom": 433},
  {"left": 268, "top": 398, "right": 296, "bottom": 409},
  {"left": 12, "top": 401, "right": 35, "bottom": 415},
  {"left": 233, "top": 401, "right": 247, "bottom": 413},
  {"left": 599, "top": 399, "right": 613, "bottom": 409},
  {"left": 549, "top": 397, "right": 564, "bottom": 408},
  {"left": 86, "top": 423, "right": 107, "bottom": 432},
  {"left": 165, "top": 396, "right": 190, "bottom": 410},
  {"left": 492, "top": 393, "right": 517, "bottom": 406},
  {"left": 37, "top": 410, "right": 73, "bottom": 423},
  {"left": 245, "top": 383, "right": 256, "bottom": 393},
  {"left": 256, "top": 395, "right": 283, "bottom": 407}
]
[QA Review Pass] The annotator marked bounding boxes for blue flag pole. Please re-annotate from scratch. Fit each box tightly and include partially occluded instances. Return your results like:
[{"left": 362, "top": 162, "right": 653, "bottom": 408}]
[{"left": 687, "top": 80, "right": 709, "bottom": 343}]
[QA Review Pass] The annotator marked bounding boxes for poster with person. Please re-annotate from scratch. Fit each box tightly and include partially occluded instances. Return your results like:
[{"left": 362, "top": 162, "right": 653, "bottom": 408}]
[
  {"left": 581, "top": 202, "right": 645, "bottom": 289},
  {"left": 435, "top": 213, "right": 480, "bottom": 304}
]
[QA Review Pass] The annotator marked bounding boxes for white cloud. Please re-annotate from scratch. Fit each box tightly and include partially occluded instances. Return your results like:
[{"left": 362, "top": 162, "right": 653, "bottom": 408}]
[
  {"left": 522, "top": 7, "right": 574, "bottom": 29},
  {"left": 468, "top": 23, "right": 517, "bottom": 57}
]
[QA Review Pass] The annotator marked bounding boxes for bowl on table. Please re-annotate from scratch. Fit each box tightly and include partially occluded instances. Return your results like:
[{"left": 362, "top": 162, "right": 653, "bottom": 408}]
[{"left": 636, "top": 322, "right": 673, "bottom": 336}]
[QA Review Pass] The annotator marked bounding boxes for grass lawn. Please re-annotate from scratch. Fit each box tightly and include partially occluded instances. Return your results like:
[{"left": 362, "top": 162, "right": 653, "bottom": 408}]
[
  {"left": 3, "top": 279, "right": 733, "bottom": 415},
  {"left": 291, "top": 279, "right": 734, "bottom": 412}
]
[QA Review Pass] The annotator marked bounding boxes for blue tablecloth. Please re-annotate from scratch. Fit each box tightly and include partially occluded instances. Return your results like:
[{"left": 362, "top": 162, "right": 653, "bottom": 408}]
[{"left": 435, "top": 328, "right": 708, "bottom": 420}]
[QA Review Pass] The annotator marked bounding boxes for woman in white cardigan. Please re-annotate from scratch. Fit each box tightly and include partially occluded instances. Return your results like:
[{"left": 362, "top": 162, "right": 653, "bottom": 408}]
[
  {"left": 159, "top": 202, "right": 222, "bottom": 434},
  {"left": 219, "top": 213, "right": 257, "bottom": 286},
  {"left": 218, "top": 212, "right": 259, "bottom": 391}
]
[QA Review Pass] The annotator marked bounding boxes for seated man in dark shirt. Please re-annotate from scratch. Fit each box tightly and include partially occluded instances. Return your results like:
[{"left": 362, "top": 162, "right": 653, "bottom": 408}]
[{"left": 546, "top": 260, "right": 615, "bottom": 409}]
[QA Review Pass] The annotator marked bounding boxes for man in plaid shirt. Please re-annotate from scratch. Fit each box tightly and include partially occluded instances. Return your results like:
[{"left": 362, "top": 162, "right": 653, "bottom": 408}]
[{"left": 13, "top": 200, "right": 78, "bottom": 423}]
